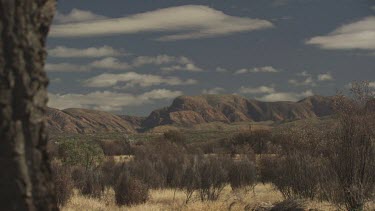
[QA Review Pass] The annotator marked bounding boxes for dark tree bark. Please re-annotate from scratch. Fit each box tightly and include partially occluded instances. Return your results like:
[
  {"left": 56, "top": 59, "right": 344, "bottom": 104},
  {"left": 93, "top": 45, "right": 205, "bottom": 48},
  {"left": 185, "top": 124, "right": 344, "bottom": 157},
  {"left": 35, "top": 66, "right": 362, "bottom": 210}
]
[{"left": 0, "top": 0, "right": 57, "bottom": 210}]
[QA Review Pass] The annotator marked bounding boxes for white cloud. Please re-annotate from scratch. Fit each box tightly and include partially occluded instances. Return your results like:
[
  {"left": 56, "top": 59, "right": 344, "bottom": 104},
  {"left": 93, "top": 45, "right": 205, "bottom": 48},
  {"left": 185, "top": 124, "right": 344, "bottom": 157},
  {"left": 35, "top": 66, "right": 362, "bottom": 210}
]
[
  {"left": 306, "top": 16, "right": 375, "bottom": 50},
  {"left": 90, "top": 57, "right": 130, "bottom": 70},
  {"left": 216, "top": 67, "right": 228, "bottom": 72},
  {"left": 50, "top": 5, "right": 273, "bottom": 41},
  {"left": 48, "top": 46, "right": 126, "bottom": 58},
  {"left": 161, "top": 63, "right": 202, "bottom": 72},
  {"left": 45, "top": 54, "right": 202, "bottom": 72},
  {"left": 238, "top": 86, "right": 275, "bottom": 94},
  {"left": 289, "top": 71, "right": 334, "bottom": 86},
  {"left": 202, "top": 87, "right": 225, "bottom": 94},
  {"left": 134, "top": 55, "right": 202, "bottom": 72},
  {"left": 48, "top": 89, "right": 182, "bottom": 111},
  {"left": 55, "top": 9, "right": 107, "bottom": 23},
  {"left": 288, "top": 77, "right": 316, "bottom": 86},
  {"left": 132, "top": 55, "right": 187, "bottom": 67},
  {"left": 45, "top": 63, "right": 90, "bottom": 72},
  {"left": 83, "top": 72, "right": 197, "bottom": 88},
  {"left": 234, "top": 66, "right": 279, "bottom": 74},
  {"left": 317, "top": 72, "right": 334, "bottom": 81},
  {"left": 257, "top": 90, "right": 314, "bottom": 102}
]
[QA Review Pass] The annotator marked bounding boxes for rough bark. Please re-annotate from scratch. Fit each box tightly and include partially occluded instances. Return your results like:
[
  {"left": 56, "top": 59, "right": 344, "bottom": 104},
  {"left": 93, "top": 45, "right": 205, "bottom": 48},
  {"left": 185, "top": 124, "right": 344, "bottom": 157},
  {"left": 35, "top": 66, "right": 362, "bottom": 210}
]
[{"left": 0, "top": 0, "right": 57, "bottom": 210}]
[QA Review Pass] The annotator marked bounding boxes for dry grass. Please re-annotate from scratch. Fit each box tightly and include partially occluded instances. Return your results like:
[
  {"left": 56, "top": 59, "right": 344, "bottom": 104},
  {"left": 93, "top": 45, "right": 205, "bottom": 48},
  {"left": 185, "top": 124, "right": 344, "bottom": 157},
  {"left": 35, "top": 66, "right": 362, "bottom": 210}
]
[{"left": 61, "top": 183, "right": 375, "bottom": 211}]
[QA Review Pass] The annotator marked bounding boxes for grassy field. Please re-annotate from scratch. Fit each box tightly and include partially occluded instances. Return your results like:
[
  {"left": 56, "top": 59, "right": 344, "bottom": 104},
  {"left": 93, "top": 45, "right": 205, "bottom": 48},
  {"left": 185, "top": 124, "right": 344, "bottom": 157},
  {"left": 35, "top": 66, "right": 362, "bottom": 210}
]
[{"left": 61, "top": 183, "right": 370, "bottom": 211}]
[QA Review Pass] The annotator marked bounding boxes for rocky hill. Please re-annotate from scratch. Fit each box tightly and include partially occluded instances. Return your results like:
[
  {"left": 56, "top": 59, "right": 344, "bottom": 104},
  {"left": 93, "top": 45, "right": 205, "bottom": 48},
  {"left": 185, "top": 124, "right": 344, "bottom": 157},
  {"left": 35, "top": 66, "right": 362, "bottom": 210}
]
[
  {"left": 141, "top": 95, "right": 334, "bottom": 128},
  {"left": 46, "top": 94, "right": 335, "bottom": 134},
  {"left": 46, "top": 107, "right": 137, "bottom": 134}
]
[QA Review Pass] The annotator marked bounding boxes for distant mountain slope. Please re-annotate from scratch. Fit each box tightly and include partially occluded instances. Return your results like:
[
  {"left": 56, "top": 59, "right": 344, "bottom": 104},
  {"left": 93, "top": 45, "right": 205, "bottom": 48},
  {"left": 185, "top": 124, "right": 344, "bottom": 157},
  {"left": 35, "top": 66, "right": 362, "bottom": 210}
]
[
  {"left": 142, "top": 95, "right": 334, "bottom": 128},
  {"left": 46, "top": 108, "right": 137, "bottom": 134},
  {"left": 46, "top": 94, "right": 335, "bottom": 134}
]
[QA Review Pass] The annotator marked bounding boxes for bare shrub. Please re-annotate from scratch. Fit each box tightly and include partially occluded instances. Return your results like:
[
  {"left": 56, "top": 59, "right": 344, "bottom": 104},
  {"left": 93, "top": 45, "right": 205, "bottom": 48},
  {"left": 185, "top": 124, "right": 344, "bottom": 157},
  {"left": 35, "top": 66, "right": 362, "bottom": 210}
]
[
  {"left": 317, "top": 81, "right": 375, "bottom": 210},
  {"left": 100, "top": 157, "right": 119, "bottom": 188},
  {"left": 70, "top": 165, "right": 105, "bottom": 198},
  {"left": 228, "top": 130, "right": 272, "bottom": 156},
  {"left": 80, "top": 168, "right": 105, "bottom": 198},
  {"left": 70, "top": 166, "right": 86, "bottom": 190},
  {"left": 131, "top": 138, "right": 189, "bottom": 189},
  {"left": 127, "top": 158, "right": 166, "bottom": 188},
  {"left": 114, "top": 172, "right": 149, "bottom": 206},
  {"left": 51, "top": 161, "right": 73, "bottom": 207},
  {"left": 178, "top": 156, "right": 200, "bottom": 204},
  {"left": 196, "top": 156, "right": 231, "bottom": 201},
  {"left": 259, "top": 149, "right": 320, "bottom": 199},
  {"left": 228, "top": 158, "right": 257, "bottom": 191}
]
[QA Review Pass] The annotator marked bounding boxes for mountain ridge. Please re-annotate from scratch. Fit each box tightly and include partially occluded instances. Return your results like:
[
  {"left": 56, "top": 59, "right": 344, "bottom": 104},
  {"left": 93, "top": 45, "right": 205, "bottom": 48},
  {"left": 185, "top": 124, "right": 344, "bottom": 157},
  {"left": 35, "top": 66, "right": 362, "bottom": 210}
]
[{"left": 46, "top": 94, "right": 335, "bottom": 134}]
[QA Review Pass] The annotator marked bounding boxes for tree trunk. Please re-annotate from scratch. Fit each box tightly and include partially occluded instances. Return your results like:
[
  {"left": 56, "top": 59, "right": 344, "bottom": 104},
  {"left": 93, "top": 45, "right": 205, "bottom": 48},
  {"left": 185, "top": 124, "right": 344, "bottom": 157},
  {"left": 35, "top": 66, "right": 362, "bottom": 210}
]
[{"left": 0, "top": 0, "right": 57, "bottom": 210}]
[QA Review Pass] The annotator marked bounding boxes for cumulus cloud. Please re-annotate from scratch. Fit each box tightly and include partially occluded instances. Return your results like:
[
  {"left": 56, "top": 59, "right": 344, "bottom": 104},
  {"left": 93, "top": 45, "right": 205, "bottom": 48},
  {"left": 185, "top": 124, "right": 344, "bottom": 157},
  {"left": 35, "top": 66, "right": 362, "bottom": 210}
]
[
  {"left": 202, "top": 87, "right": 225, "bottom": 94},
  {"left": 45, "top": 54, "right": 202, "bottom": 72},
  {"left": 306, "top": 16, "right": 375, "bottom": 50},
  {"left": 317, "top": 72, "right": 334, "bottom": 81},
  {"left": 257, "top": 90, "right": 314, "bottom": 102},
  {"left": 234, "top": 66, "right": 280, "bottom": 74},
  {"left": 133, "top": 55, "right": 203, "bottom": 72},
  {"left": 48, "top": 46, "right": 126, "bottom": 58},
  {"left": 238, "top": 86, "right": 275, "bottom": 94},
  {"left": 83, "top": 72, "right": 197, "bottom": 88},
  {"left": 90, "top": 57, "right": 130, "bottom": 70},
  {"left": 55, "top": 9, "right": 107, "bottom": 23},
  {"left": 50, "top": 5, "right": 273, "bottom": 41},
  {"left": 45, "top": 63, "right": 90, "bottom": 72},
  {"left": 289, "top": 71, "right": 334, "bottom": 86},
  {"left": 48, "top": 89, "right": 182, "bottom": 111},
  {"left": 132, "top": 55, "right": 187, "bottom": 66},
  {"left": 288, "top": 77, "right": 316, "bottom": 86},
  {"left": 161, "top": 63, "right": 202, "bottom": 72}
]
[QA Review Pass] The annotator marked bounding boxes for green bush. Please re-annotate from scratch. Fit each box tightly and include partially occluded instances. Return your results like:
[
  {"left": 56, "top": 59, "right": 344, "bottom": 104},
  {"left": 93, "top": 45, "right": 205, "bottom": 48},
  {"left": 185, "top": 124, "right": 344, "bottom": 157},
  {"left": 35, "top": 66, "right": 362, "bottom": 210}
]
[{"left": 58, "top": 140, "right": 104, "bottom": 169}]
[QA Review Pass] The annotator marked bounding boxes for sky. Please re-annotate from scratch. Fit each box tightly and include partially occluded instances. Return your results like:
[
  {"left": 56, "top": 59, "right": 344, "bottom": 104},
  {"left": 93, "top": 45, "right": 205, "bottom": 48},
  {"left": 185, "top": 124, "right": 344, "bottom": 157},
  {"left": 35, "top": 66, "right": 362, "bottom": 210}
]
[{"left": 46, "top": 0, "right": 375, "bottom": 116}]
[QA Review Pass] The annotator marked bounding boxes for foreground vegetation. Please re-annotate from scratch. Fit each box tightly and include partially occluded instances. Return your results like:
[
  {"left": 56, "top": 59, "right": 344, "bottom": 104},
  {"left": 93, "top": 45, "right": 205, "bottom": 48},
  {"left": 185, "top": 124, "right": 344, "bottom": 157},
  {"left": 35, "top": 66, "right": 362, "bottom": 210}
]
[
  {"left": 50, "top": 82, "right": 375, "bottom": 211},
  {"left": 63, "top": 184, "right": 351, "bottom": 211}
]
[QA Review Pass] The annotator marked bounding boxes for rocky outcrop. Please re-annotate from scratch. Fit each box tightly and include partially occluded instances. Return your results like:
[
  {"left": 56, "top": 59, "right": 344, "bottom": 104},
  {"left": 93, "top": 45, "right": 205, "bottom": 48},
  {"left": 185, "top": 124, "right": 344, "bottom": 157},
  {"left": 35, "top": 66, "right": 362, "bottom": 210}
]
[
  {"left": 46, "top": 107, "right": 137, "bottom": 134},
  {"left": 142, "top": 95, "right": 334, "bottom": 128}
]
